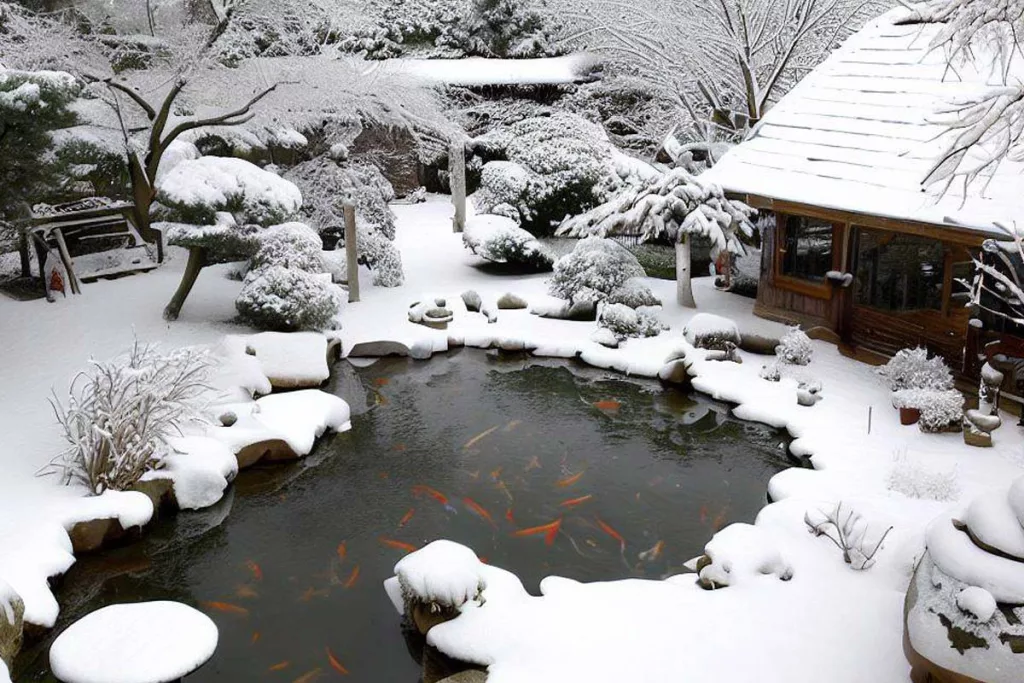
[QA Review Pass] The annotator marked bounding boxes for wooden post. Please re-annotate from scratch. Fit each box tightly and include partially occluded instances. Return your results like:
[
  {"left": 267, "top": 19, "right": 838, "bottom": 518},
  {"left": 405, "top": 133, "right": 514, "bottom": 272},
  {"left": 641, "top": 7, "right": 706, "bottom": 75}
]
[
  {"left": 53, "top": 228, "right": 81, "bottom": 295},
  {"left": 18, "top": 227, "right": 31, "bottom": 278},
  {"left": 675, "top": 236, "right": 696, "bottom": 308},
  {"left": 449, "top": 140, "right": 466, "bottom": 234},
  {"left": 344, "top": 203, "right": 360, "bottom": 303}
]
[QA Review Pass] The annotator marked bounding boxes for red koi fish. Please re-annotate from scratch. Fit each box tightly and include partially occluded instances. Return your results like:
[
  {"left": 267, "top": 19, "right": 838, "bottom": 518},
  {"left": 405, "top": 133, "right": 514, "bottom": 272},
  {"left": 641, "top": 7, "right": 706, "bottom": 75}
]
[
  {"left": 398, "top": 508, "right": 415, "bottom": 528},
  {"left": 505, "top": 507, "right": 515, "bottom": 524},
  {"left": 513, "top": 518, "right": 562, "bottom": 546},
  {"left": 463, "top": 497, "right": 496, "bottom": 527},
  {"left": 373, "top": 377, "right": 390, "bottom": 386},
  {"left": 594, "top": 399, "right": 621, "bottom": 412},
  {"left": 268, "top": 661, "right": 290, "bottom": 671},
  {"left": 344, "top": 565, "right": 360, "bottom": 589},
  {"left": 326, "top": 647, "right": 350, "bottom": 675},
  {"left": 380, "top": 538, "right": 417, "bottom": 554},
  {"left": 559, "top": 494, "right": 593, "bottom": 508},
  {"left": 336, "top": 541, "right": 347, "bottom": 563},
  {"left": 412, "top": 485, "right": 449, "bottom": 506},
  {"left": 201, "top": 601, "right": 249, "bottom": 616},
  {"left": 292, "top": 668, "right": 323, "bottom": 683},
  {"left": 596, "top": 517, "right": 626, "bottom": 552},
  {"left": 393, "top": 443, "right": 407, "bottom": 452},
  {"left": 556, "top": 471, "right": 585, "bottom": 488},
  {"left": 699, "top": 504, "right": 708, "bottom": 524},
  {"left": 246, "top": 559, "right": 263, "bottom": 581},
  {"left": 464, "top": 425, "right": 499, "bottom": 450}
]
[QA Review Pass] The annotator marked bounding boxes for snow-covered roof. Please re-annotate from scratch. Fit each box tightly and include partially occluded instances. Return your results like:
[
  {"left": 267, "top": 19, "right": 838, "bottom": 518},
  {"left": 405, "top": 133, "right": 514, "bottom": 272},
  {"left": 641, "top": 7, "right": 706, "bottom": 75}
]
[{"left": 703, "top": 9, "right": 1024, "bottom": 237}]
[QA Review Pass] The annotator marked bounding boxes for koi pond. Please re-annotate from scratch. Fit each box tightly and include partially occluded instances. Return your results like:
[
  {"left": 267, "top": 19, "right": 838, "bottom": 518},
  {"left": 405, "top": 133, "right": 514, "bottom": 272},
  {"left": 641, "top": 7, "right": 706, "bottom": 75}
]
[{"left": 14, "top": 350, "right": 792, "bottom": 682}]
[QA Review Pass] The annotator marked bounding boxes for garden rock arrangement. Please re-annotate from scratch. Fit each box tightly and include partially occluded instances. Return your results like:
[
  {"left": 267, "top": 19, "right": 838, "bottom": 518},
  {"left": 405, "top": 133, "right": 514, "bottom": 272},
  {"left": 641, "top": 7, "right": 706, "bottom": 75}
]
[{"left": 906, "top": 475, "right": 1024, "bottom": 683}]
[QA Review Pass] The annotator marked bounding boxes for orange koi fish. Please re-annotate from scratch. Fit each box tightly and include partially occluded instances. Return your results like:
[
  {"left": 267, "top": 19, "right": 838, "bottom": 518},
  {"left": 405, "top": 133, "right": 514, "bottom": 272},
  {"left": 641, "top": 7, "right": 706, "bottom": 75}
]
[
  {"left": 639, "top": 540, "right": 665, "bottom": 562},
  {"left": 712, "top": 507, "right": 729, "bottom": 531},
  {"left": 393, "top": 443, "right": 407, "bottom": 452},
  {"left": 463, "top": 497, "right": 496, "bottom": 527},
  {"left": 300, "top": 587, "right": 330, "bottom": 602},
  {"left": 201, "top": 601, "right": 249, "bottom": 616},
  {"left": 235, "top": 584, "right": 259, "bottom": 599},
  {"left": 246, "top": 559, "right": 263, "bottom": 581},
  {"left": 596, "top": 517, "right": 626, "bottom": 552},
  {"left": 326, "top": 647, "right": 350, "bottom": 675},
  {"left": 478, "top": 556, "right": 489, "bottom": 564},
  {"left": 556, "top": 470, "right": 585, "bottom": 488},
  {"left": 503, "top": 420, "right": 522, "bottom": 432},
  {"left": 559, "top": 494, "right": 593, "bottom": 508},
  {"left": 699, "top": 504, "right": 708, "bottom": 524},
  {"left": 412, "top": 485, "right": 457, "bottom": 512},
  {"left": 463, "top": 425, "right": 499, "bottom": 450},
  {"left": 525, "top": 456, "right": 541, "bottom": 472},
  {"left": 505, "top": 507, "right": 515, "bottom": 524},
  {"left": 336, "top": 541, "right": 347, "bottom": 563},
  {"left": 251, "top": 631, "right": 261, "bottom": 645},
  {"left": 373, "top": 377, "right": 390, "bottom": 386},
  {"left": 292, "top": 668, "right": 323, "bottom": 683},
  {"left": 594, "top": 399, "right": 621, "bottom": 412},
  {"left": 398, "top": 508, "right": 415, "bottom": 528},
  {"left": 269, "top": 661, "right": 290, "bottom": 672},
  {"left": 379, "top": 472, "right": 389, "bottom": 480},
  {"left": 513, "top": 518, "right": 562, "bottom": 546},
  {"left": 344, "top": 565, "right": 360, "bottom": 588},
  {"left": 380, "top": 538, "right": 417, "bottom": 553},
  {"left": 490, "top": 466, "right": 503, "bottom": 481}
]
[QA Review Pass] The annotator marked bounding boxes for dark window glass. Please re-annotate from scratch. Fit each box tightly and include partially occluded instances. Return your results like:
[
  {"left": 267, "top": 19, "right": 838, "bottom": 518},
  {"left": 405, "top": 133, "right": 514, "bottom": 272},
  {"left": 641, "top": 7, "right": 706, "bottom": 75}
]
[
  {"left": 854, "top": 229, "right": 945, "bottom": 312},
  {"left": 781, "top": 216, "right": 832, "bottom": 281}
]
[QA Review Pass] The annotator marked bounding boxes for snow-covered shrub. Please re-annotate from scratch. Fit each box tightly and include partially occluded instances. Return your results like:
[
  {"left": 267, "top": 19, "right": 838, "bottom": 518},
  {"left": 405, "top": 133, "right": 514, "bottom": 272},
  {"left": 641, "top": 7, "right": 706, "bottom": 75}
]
[
  {"left": 249, "top": 222, "right": 324, "bottom": 273},
  {"left": 684, "top": 313, "right": 741, "bottom": 351},
  {"left": 730, "top": 247, "right": 761, "bottom": 297},
  {"left": 235, "top": 266, "right": 342, "bottom": 332},
  {"left": 163, "top": 214, "right": 264, "bottom": 262},
  {"left": 359, "top": 231, "right": 405, "bottom": 287},
  {"left": 606, "top": 277, "right": 660, "bottom": 308},
  {"left": 156, "top": 156, "right": 302, "bottom": 226},
  {"left": 877, "top": 347, "right": 954, "bottom": 392},
  {"left": 47, "top": 342, "right": 211, "bottom": 494},
  {"left": 463, "top": 214, "right": 554, "bottom": 272},
  {"left": 759, "top": 362, "right": 782, "bottom": 382},
  {"left": 918, "top": 389, "right": 965, "bottom": 433},
  {"left": 598, "top": 303, "right": 666, "bottom": 340},
  {"left": 472, "top": 112, "right": 660, "bottom": 234},
  {"left": 887, "top": 450, "right": 960, "bottom": 502},
  {"left": 775, "top": 326, "right": 813, "bottom": 365},
  {"left": 211, "top": 3, "right": 335, "bottom": 66},
  {"left": 804, "top": 502, "right": 893, "bottom": 570},
  {"left": 548, "top": 237, "right": 646, "bottom": 304}
]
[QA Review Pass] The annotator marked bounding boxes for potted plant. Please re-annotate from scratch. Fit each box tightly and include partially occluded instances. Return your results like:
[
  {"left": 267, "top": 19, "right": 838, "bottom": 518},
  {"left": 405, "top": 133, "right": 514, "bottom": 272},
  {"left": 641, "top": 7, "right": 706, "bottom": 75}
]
[{"left": 892, "top": 388, "right": 926, "bottom": 425}]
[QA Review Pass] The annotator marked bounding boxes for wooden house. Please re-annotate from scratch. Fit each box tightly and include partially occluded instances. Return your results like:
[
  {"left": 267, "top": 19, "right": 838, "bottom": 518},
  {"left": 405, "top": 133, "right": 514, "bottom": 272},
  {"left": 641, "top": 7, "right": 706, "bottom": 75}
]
[{"left": 702, "top": 10, "right": 1024, "bottom": 372}]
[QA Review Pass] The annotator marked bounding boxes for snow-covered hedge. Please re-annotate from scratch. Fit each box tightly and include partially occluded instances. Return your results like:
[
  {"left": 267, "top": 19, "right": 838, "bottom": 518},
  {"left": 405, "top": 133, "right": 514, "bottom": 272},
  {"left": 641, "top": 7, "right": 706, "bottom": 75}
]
[
  {"left": 548, "top": 237, "right": 646, "bottom": 304},
  {"left": 463, "top": 214, "right": 554, "bottom": 272},
  {"left": 684, "top": 313, "right": 741, "bottom": 351},
  {"left": 359, "top": 230, "right": 405, "bottom": 287},
  {"left": 776, "top": 326, "right": 813, "bottom": 365},
  {"left": 235, "top": 266, "right": 341, "bottom": 332},
  {"left": 606, "top": 277, "right": 660, "bottom": 308},
  {"left": 156, "top": 156, "right": 302, "bottom": 226},
  {"left": 598, "top": 303, "right": 666, "bottom": 340},
  {"left": 472, "top": 112, "right": 660, "bottom": 234},
  {"left": 918, "top": 389, "right": 965, "bottom": 433},
  {"left": 249, "top": 222, "right": 324, "bottom": 273},
  {"left": 877, "top": 347, "right": 954, "bottom": 392}
]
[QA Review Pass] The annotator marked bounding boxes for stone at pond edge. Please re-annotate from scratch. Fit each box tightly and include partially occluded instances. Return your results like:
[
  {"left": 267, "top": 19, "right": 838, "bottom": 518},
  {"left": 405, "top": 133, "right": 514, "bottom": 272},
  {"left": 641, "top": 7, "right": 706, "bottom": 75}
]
[
  {"left": 0, "top": 583, "right": 24, "bottom": 671},
  {"left": 219, "top": 411, "right": 238, "bottom": 427},
  {"left": 739, "top": 332, "right": 781, "bottom": 355},
  {"left": 131, "top": 477, "right": 177, "bottom": 512},
  {"left": 68, "top": 517, "right": 134, "bottom": 554},
  {"left": 658, "top": 359, "right": 692, "bottom": 389},
  {"left": 436, "top": 670, "right": 488, "bottom": 683},
  {"left": 410, "top": 340, "right": 435, "bottom": 360},
  {"left": 533, "top": 300, "right": 597, "bottom": 322},
  {"left": 348, "top": 341, "right": 411, "bottom": 358},
  {"left": 964, "top": 429, "right": 993, "bottom": 448},
  {"left": 461, "top": 290, "right": 482, "bottom": 313},
  {"left": 496, "top": 293, "right": 528, "bottom": 310},
  {"left": 235, "top": 438, "right": 298, "bottom": 469}
]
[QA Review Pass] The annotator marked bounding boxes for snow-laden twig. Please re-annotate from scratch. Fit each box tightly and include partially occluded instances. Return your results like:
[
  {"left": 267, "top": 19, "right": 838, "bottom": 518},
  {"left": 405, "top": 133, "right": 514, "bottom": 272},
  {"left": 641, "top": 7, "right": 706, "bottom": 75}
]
[{"left": 804, "top": 502, "right": 893, "bottom": 570}]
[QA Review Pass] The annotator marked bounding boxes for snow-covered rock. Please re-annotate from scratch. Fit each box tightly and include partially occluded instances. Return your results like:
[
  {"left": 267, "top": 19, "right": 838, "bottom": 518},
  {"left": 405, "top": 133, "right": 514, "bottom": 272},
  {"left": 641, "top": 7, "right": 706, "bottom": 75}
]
[
  {"left": 957, "top": 587, "right": 997, "bottom": 622},
  {"left": 926, "top": 512, "right": 1024, "bottom": 604},
  {"left": 49, "top": 601, "right": 218, "bottom": 683},
  {"left": 241, "top": 331, "right": 331, "bottom": 390},
  {"left": 694, "top": 523, "right": 793, "bottom": 589},
  {"left": 394, "top": 540, "right": 486, "bottom": 610},
  {"left": 683, "top": 313, "right": 740, "bottom": 351},
  {"left": 145, "top": 436, "right": 238, "bottom": 511}
]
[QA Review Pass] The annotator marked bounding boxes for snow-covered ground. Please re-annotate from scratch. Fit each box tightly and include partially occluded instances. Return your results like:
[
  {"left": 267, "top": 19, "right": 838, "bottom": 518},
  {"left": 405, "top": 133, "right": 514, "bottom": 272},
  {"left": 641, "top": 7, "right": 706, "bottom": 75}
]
[{"left": 1, "top": 194, "right": 1023, "bottom": 682}]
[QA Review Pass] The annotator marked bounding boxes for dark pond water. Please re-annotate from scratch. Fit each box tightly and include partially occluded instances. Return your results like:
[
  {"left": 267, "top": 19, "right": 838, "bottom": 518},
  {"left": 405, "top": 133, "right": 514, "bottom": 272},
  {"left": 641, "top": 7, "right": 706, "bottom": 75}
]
[{"left": 15, "top": 350, "right": 791, "bottom": 682}]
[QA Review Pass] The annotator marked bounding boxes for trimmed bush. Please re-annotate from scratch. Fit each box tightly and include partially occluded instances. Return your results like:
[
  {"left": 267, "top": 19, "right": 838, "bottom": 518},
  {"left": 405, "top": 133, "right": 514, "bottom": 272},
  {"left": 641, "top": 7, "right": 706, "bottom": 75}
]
[
  {"left": 776, "top": 326, "right": 813, "bottom": 366},
  {"left": 607, "top": 277, "right": 660, "bottom": 308},
  {"left": 463, "top": 214, "right": 554, "bottom": 272},
  {"left": 548, "top": 237, "right": 645, "bottom": 304},
  {"left": 249, "top": 222, "right": 324, "bottom": 273},
  {"left": 236, "top": 266, "right": 341, "bottom": 331},
  {"left": 598, "top": 303, "right": 666, "bottom": 340}
]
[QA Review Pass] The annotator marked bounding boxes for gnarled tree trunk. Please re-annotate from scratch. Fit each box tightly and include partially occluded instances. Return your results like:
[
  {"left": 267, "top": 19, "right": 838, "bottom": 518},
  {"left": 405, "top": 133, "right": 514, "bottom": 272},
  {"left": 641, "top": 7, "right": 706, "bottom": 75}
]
[{"left": 676, "top": 237, "right": 695, "bottom": 308}]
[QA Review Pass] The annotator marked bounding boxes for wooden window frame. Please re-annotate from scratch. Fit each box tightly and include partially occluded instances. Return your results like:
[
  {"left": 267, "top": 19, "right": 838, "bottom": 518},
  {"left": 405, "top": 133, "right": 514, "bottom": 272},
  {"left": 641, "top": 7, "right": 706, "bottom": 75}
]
[{"left": 773, "top": 211, "right": 841, "bottom": 300}]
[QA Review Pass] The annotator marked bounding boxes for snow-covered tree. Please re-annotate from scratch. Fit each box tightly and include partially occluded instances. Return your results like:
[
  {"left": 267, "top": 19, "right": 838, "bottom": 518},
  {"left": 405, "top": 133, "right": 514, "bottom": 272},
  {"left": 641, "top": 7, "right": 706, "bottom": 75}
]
[
  {"left": 548, "top": 237, "right": 646, "bottom": 304},
  {"left": 898, "top": 0, "right": 1024, "bottom": 192},
  {"left": 557, "top": 168, "right": 754, "bottom": 307},
  {"left": 458, "top": 0, "right": 564, "bottom": 58},
  {"left": 559, "top": 0, "right": 887, "bottom": 148}
]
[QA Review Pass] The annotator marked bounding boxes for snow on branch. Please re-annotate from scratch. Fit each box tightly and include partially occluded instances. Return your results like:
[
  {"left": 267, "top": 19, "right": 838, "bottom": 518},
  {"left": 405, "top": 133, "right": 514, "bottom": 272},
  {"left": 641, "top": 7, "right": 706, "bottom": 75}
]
[
  {"left": 555, "top": 168, "right": 755, "bottom": 255},
  {"left": 804, "top": 502, "right": 893, "bottom": 570}
]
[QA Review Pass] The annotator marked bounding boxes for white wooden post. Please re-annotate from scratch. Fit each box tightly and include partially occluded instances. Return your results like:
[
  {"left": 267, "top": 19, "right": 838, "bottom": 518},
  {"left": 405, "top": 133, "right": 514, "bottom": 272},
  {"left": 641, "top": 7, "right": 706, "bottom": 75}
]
[
  {"left": 344, "top": 203, "right": 360, "bottom": 303},
  {"left": 676, "top": 236, "right": 696, "bottom": 308},
  {"left": 449, "top": 140, "right": 466, "bottom": 233}
]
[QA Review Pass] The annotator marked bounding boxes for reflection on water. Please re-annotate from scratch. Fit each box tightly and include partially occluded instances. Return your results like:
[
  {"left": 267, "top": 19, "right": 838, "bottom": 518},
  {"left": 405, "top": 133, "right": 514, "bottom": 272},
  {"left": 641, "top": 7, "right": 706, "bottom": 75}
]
[{"left": 15, "top": 351, "right": 791, "bottom": 682}]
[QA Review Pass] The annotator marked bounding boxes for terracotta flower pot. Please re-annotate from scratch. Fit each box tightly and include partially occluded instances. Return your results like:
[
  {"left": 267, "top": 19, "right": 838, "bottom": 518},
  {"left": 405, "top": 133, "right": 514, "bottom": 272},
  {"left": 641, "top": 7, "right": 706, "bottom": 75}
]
[{"left": 899, "top": 407, "right": 921, "bottom": 425}]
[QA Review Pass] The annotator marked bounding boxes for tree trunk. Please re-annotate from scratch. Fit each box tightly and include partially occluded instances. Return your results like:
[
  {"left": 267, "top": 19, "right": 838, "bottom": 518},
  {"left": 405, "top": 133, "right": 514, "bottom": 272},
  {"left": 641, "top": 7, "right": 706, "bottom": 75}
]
[
  {"left": 676, "top": 238, "right": 696, "bottom": 308},
  {"left": 449, "top": 141, "right": 466, "bottom": 233},
  {"left": 128, "top": 155, "right": 164, "bottom": 262},
  {"left": 164, "top": 247, "right": 206, "bottom": 321},
  {"left": 344, "top": 203, "right": 359, "bottom": 303}
]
